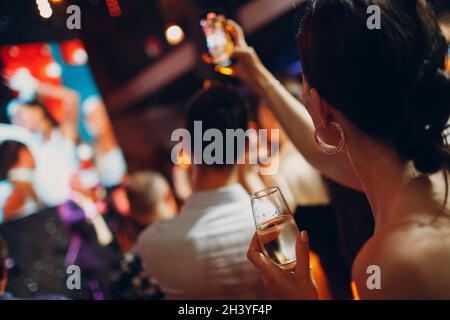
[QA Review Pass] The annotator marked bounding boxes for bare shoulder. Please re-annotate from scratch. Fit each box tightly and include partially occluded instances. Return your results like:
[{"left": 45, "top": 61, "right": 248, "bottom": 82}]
[{"left": 352, "top": 216, "right": 450, "bottom": 299}]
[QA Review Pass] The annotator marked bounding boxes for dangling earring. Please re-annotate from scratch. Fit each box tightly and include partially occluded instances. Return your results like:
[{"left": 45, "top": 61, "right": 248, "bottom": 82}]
[{"left": 314, "top": 122, "right": 346, "bottom": 155}]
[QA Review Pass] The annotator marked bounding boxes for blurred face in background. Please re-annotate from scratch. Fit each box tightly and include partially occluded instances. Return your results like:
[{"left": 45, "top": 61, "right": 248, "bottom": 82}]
[
  {"left": 257, "top": 103, "right": 288, "bottom": 146},
  {"left": 133, "top": 190, "right": 177, "bottom": 226},
  {"left": 126, "top": 172, "right": 178, "bottom": 227}
]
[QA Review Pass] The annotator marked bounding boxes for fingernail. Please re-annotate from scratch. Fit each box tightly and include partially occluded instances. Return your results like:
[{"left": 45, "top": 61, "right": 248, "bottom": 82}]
[{"left": 300, "top": 230, "right": 308, "bottom": 242}]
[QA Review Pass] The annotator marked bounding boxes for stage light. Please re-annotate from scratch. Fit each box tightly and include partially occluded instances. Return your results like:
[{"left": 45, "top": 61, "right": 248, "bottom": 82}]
[
  {"left": 39, "top": 7, "right": 53, "bottom": 18},
  {"left": 45, "top": 62, "right": 62, "bottom": 78},
  {"left": 36, "top": 0, "right": 53, "bottom": 19},
  {"left": 165, "top": 24, "right": 185, "bottom": 46}
]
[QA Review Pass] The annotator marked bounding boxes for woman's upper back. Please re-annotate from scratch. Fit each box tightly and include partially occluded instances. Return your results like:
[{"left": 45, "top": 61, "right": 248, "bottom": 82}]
[{"left": 353, "top": 173, "right": 450, "bottom": 299}]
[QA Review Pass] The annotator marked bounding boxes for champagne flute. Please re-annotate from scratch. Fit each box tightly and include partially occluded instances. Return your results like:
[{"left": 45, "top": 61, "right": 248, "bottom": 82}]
[{"left": 251, "top": 187, "right": 300, "bottom": 271}]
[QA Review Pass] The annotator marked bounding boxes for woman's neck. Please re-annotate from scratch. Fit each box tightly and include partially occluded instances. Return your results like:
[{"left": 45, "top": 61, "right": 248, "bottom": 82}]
[{"left": 346, "top": 134, "right": 416, "bottom": 232}]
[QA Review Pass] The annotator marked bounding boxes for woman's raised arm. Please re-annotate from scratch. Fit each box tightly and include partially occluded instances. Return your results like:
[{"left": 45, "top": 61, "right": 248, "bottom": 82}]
[{"left": 227, "top": 20, "right": 362, "bottom": 191}]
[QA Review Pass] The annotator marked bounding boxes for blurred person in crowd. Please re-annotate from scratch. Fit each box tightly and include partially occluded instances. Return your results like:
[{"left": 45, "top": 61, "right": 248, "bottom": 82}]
[
  {"left": 236, "top": 96, "right": 329, "bottom": 208},
  {"left": 127, "top": 171, "right": 177, "bottom": 227},
  {"left": 0, "top": 236, "right": 66, "bottom": 300},
  {"left": 237, "top": 120, "right": 267, "bottom": 195},
  {"left": 257, "top": 102, "right": 329, "bottom": 211},
  {"left": 0, "top": 140, "right": 39, "bottom": 223},
  {"left": 240, "top": 100, "right": 340, "bottom": 299},
  {"left": 112, "top": 171, "right": 177, "bottom": 300},
  {"left": 236, "top": 84, "right": 329, "bottom": 210},
  {"left": 83, "top": 96, "right": 127, "bottom": 189},
  {"left": 171, "top": 151, "right": 193, "bottom": 203},
  {"left": 58, "top": 157, "right": 118, "bottom": 300},
  {"left": 8, "top": 70, "right": 79, "bottom": 207},
  {"left": 0, "top": 123, "right": 41, "bottom": 223},
  {"left": 117, "top": 171, "right": 177, "bottom": 251},
  {"left": 230, "top": 0, "right": 450, "bottom": 299},
  {"left": 58, "top": 191, "right": 116, "bottom": 300},
  {"left": 138, "top": 85, "right": 269, "bottom": 300}
]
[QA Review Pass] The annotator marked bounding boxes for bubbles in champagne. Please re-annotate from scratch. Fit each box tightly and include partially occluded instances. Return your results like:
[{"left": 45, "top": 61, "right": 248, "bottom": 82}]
[{"left": 256, "top": 215, "right": 299, "bottom": 271}]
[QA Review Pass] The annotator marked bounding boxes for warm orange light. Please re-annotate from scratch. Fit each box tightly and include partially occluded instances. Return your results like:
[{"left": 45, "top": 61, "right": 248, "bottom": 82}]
[
  {"left": 202, "top": 79, "right": 212, "bottom": 90},
  {"left": 214, "top": 65, "right": 234, "bottom": 76},
  {"left": 165, "top": 25, "right": 185, "bottom": 46},
  {"left": 177, "top": 150, "right": 191, "bottom": 169},
  {"left": 310, "top": 252, "right": 332, "bottom": 300},
  {"left": 351, "top": 281, "right": 361, "bottom": 300},
  {"left": 201, "top": 53, "right": 213, "bottom": 64}
]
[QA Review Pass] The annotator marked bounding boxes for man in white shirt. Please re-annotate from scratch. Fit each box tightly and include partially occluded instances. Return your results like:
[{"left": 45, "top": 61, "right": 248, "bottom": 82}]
[{"left": 138, "top": 85, "right": 268, "bottom": 300}]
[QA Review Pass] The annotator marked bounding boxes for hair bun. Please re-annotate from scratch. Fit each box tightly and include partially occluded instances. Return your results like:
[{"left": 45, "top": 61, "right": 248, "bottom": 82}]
[{"left": 398, "top": 69, "right": 450, "bottom": 174}]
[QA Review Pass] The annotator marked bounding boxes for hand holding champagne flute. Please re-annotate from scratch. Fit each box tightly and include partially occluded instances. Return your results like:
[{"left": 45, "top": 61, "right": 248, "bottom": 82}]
[
  {"left": 248, "top": 187, "right": 318, "bottom": 300},
  {"left": 251, "top": 187, "right": 299, "bottom": 271}
]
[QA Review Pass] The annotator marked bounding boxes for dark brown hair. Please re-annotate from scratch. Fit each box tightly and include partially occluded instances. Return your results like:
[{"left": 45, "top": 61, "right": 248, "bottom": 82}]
[
  {"left": 0, "top": 141, "right": 26, "bottom": 180},
  {"left": 299, "top": 0, "right": 450, "bottom": 175}
]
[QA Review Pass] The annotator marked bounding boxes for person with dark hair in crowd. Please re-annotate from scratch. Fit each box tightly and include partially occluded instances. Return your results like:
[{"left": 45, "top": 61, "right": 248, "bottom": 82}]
[
  {"left": 115, "top": 171, "right": 178, "bottom": 251},
  {"left": 112, "top": 171, "right": 177, "bottom": 300},
  {"left": 229, "top": 0, "right": 450, "bottom": 299},
  {"left": 127, "top": 171, "right": 177, "bottom": 227},
  {"left": 138, "top": 84, "right": 268, "bottom": 300},
  {"left": 0, "top": 140, "right": 39, "bottom": 223},
  {"left": 0, "top": 236, "right": 66, "bottom": 300}
]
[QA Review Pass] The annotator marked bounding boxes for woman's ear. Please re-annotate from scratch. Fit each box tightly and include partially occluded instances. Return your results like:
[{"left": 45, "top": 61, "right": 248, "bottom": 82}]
[{"left": 311, "top": 88, "right": 332, "bottom": 126}]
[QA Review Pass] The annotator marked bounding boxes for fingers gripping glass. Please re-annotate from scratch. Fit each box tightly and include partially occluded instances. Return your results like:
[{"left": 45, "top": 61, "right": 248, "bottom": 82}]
[{"left": 251, "top": 187, "right": 300, "bottom": 271}]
